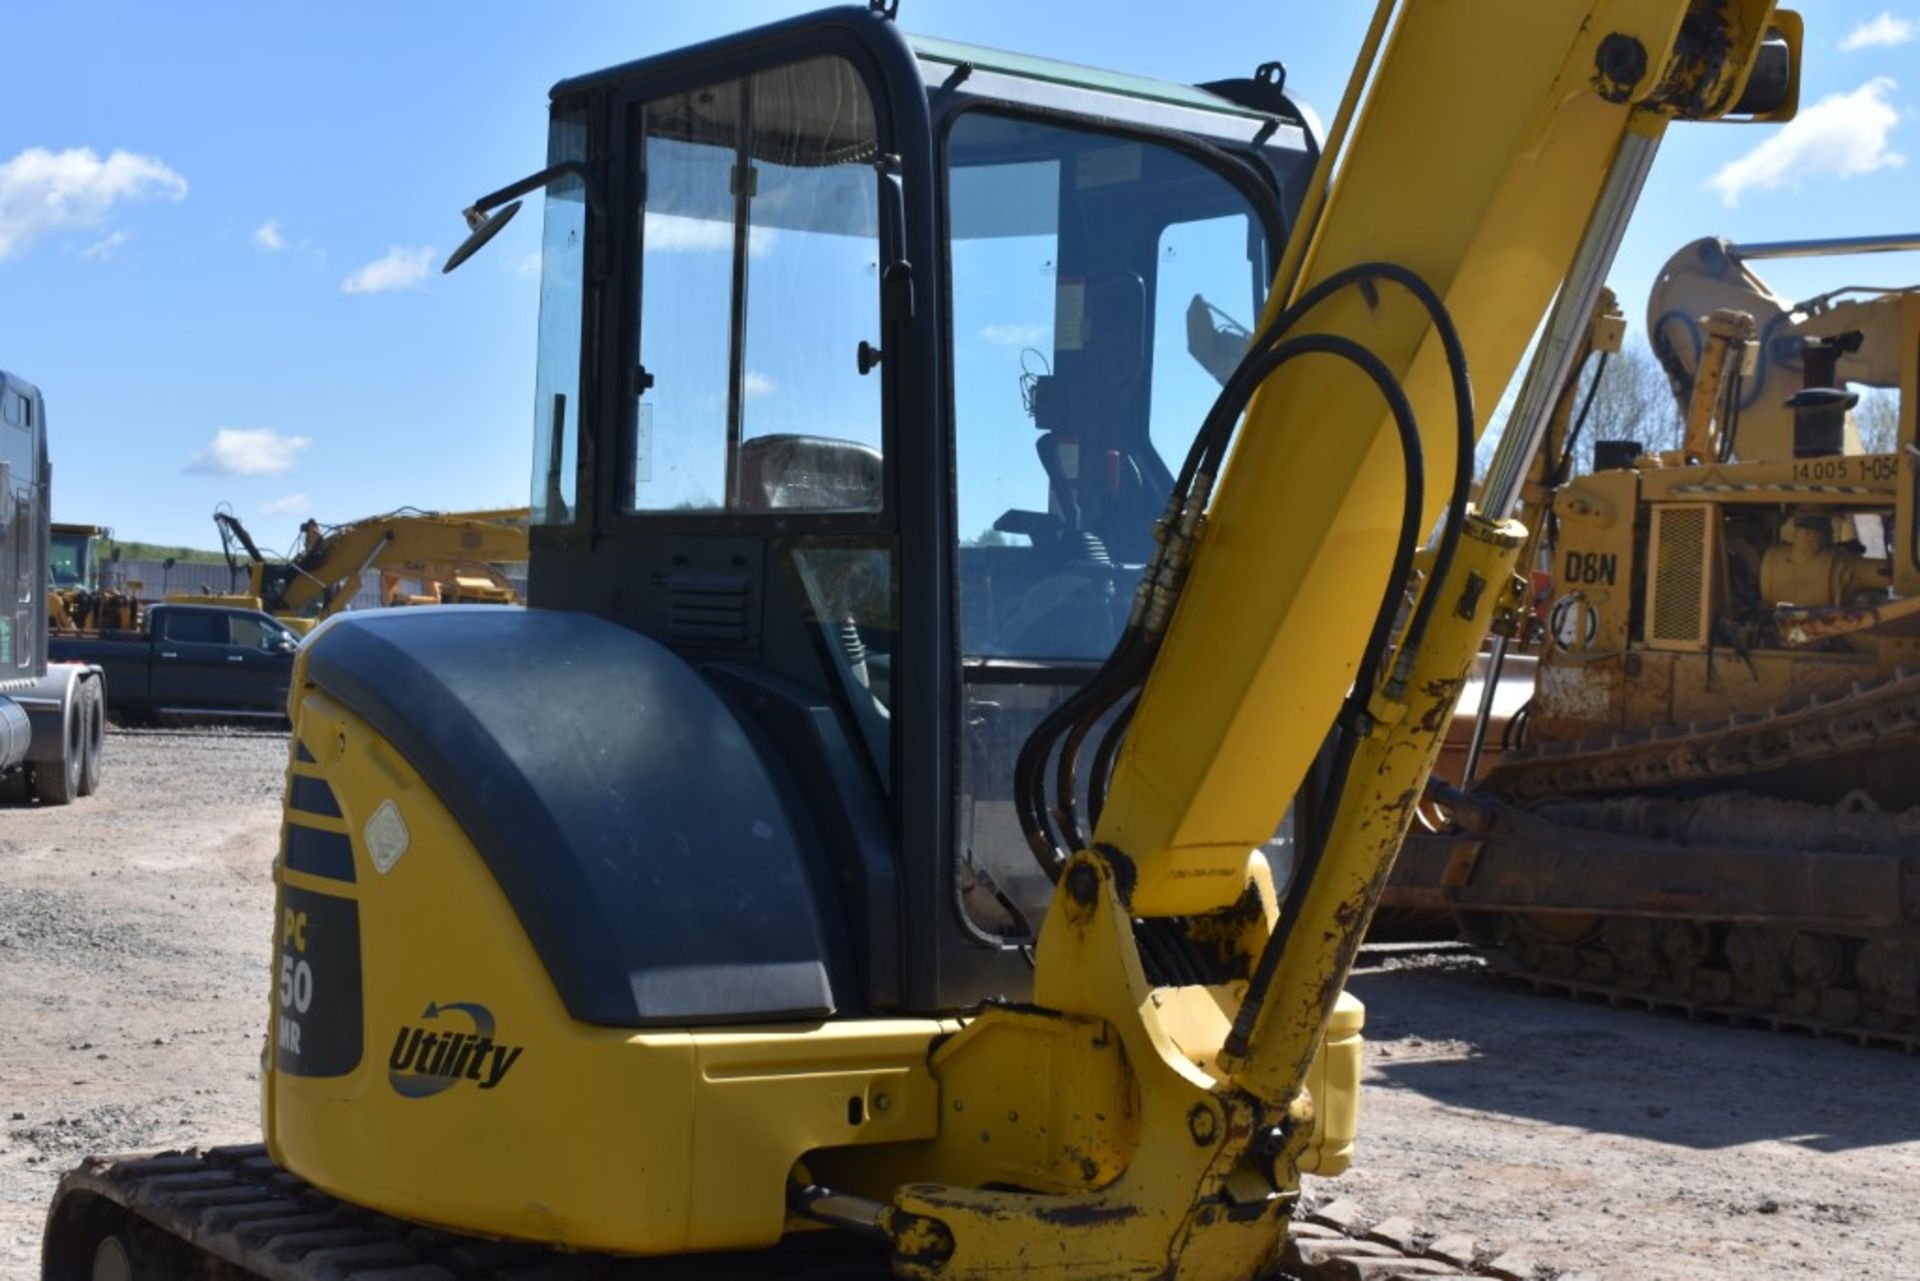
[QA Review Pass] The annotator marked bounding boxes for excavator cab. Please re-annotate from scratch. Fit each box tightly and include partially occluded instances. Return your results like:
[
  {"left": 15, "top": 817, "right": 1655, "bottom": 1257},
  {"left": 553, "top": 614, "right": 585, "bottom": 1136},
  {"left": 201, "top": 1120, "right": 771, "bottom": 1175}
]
[
  {"left": 203, "top": 5, "right": 1331, "bottom": 1264},
  {"left": 524, "top": 6, "right": 1316, "bottom": 1004}
]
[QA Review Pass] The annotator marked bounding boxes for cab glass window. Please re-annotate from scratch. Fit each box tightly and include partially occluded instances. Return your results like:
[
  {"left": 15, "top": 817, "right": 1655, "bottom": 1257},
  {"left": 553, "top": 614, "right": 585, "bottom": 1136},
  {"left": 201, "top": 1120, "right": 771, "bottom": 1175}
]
[
  {"left": 627, "top": 56, "right": 883, "bottom": 514},
  {"left": 163, "top": 611, "right": 225, "bottom": 644},
  {"left": 530, "top": 105, "right": 589, "bottom": 525},
  {"left": 946, "top": 111, "right": 1270, "bottom": 940}
]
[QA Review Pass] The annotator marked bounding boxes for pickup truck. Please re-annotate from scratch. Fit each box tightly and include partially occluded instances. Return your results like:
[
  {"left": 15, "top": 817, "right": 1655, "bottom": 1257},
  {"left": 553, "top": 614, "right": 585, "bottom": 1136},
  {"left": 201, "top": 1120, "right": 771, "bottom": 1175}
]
[{"left": 49, "top": 603, "right": 299, "bottom": 722}]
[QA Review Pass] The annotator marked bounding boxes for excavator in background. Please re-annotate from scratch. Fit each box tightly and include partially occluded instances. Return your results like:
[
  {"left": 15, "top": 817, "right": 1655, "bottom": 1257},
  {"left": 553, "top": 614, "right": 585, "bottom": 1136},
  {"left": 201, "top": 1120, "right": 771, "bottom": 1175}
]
[
  {"left": 41, "top": 4, "right": 1796, "bottom": 1278},
  {"left": 1390, "top": 232, "right": 1920, "bottom": 1049},
  {"left": 207, "top": 505, "right": 528, "bottom": 633}
]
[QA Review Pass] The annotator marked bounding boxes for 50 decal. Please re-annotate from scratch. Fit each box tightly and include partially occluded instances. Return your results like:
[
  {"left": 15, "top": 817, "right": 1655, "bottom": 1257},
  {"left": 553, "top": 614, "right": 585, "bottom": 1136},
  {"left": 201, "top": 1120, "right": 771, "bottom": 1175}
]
[
  {"left": 277, "top": 911, "right": 314, "bottom": 1053},
  {"left": 274, "top": 885, "right": 363, "bottom": 1078}
]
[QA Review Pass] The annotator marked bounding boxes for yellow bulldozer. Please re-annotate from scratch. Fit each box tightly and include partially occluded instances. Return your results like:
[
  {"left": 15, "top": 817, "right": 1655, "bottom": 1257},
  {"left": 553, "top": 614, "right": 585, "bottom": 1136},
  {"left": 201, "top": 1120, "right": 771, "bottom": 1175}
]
[
  {"left": 48, "top": 524, "right": 145, "bottom": 633},
  {"left": 41, "top": 3, "right": 1797, "bottom": 1278},
  {"left": 1391, "top": 232, "right": 1920, "bottom": 1049}
]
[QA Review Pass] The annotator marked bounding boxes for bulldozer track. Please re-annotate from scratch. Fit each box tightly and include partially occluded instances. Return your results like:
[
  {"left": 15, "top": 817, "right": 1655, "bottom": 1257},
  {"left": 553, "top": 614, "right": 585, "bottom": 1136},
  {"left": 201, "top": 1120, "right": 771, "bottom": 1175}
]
[
  {"left": 1483, "top": 665, "right": 1920, "bottom": 800},
  {"left": 42, "top": 1147, "right": 1568, "bottom": 1281},
  {"left": 1483, "top": 952, "right": 1920, "bottom": 1056},
  {"left": 1451, "top": 668, "right": 1920, "bottom": 1053}
]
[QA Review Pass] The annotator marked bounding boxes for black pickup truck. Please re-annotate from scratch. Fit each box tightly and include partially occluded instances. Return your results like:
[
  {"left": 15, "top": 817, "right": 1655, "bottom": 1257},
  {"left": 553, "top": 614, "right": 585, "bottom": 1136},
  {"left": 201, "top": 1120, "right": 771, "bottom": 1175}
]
[{"left": 49, "top": 603, "right": 299, "bottom": 722}]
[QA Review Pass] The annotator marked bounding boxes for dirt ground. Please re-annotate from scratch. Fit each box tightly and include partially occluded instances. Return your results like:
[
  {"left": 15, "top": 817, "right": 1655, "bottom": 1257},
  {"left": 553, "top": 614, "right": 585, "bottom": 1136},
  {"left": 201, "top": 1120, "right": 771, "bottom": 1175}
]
[{"left": 2, "top": 727, "right": 1917, "bottom": 1279}]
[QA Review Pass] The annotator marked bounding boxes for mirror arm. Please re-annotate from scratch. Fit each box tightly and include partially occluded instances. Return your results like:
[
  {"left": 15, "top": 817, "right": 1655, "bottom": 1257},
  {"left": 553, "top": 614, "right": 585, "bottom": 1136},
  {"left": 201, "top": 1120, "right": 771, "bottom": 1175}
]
[{"left": 468, "top": 160, "right": 606, "bottom": 222}]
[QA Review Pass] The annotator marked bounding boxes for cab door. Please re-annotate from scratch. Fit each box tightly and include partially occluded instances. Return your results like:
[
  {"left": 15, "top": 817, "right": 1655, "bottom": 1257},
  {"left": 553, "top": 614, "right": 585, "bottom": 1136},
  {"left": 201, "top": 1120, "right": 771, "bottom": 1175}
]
[{"left": 151, "top": 608, "right": 231, "bottom": 705}]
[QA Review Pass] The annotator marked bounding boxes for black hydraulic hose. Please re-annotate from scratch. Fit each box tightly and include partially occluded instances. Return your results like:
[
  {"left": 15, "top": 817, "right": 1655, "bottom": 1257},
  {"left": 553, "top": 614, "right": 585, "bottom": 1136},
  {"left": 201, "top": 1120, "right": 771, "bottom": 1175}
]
[
  {"left": 1086, "top": 692, "right": 1138, "bottom": 830},
  {"left": 1050, "top": 646, "right": 1150, "bottom": 853},
  {"left": 1217, "top": 337, "right": 1428, "bottom": 1063},
  {"left": 1257, "top": 336, "right": 1427, "bottom": 707},
  {"left": 1176, "top": 262, "right": 1468, "bottom": 499},
  {"left": 1718, "top": 368, "right": 1746, "bottom": 463},
  {"left": 1013, "top": 634, "right": 1151, "bottom": 872},
  {"left": 1557, "top": 350, "right": 1610, "bottom": 483},
  {"left": 1172, "top": 263, "right": 1473, "bottom": 690},
  {"left": 1045, "top": 330, "right": 1432, "bottom": 867},
  {"left": 1018, "top": 261, "right": 1469, "bottom": 880}
]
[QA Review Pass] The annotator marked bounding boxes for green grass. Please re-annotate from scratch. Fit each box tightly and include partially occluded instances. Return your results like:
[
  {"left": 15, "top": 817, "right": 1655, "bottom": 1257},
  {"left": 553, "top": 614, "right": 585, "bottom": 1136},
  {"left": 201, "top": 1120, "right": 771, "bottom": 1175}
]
[{"left": 103, "top": 540, "right": 229, "bottom": 566}]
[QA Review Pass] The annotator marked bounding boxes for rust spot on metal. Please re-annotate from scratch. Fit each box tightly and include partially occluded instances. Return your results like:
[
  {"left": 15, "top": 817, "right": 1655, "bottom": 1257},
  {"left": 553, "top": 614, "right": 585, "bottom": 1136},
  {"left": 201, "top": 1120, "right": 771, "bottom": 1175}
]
[
  {"left": 1187, "top": 1102, "right": 1219, "bottom": 1145},
  {"left": 1033, "top": 1202, "right": 1141, "bottom": 1227},
  {"left": 1592, "top": 32, "right": 1646, "bottom": 104},
  {"left": 1096, "top": 842, "right": 1138, "bottom": 910},
  {"left": 1223, "top": 1196, "right": 1280, "bottom": 1224}
]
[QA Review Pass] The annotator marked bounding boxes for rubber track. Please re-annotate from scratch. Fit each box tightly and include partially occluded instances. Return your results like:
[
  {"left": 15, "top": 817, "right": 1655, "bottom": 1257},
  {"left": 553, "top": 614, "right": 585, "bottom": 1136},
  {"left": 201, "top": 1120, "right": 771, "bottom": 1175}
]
[
  {"left": 1485, "top": 955, "right": 1920, "bottom": 1056},
  {"left": 1484, "top": 664, "right": 1920, "bottom": 800},
  {"left": 45, "top": 1146, "right": 1563, "bottom": 1281}
]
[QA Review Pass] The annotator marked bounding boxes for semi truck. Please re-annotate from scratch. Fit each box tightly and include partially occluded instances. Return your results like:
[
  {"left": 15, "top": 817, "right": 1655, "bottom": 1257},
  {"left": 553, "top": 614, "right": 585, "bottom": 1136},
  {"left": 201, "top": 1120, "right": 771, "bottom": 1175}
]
[{"left": 0, "top": 370, "right": 104, "bottom": 804}]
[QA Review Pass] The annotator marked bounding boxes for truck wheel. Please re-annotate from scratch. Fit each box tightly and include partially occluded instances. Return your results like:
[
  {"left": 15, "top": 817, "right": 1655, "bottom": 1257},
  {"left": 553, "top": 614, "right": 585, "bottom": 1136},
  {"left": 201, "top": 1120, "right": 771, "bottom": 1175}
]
[
  {"left": 36, "top": 693, "right": 84, "bottom": 806},
  {"left": 78, "top": 679, "right": 104, "bottom": 796}
]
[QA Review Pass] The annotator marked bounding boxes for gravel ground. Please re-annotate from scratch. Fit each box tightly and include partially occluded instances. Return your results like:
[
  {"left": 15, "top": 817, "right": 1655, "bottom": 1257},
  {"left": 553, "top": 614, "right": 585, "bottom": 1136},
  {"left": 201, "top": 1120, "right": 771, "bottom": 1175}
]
[
  {"left": 0, "top": 727, "right": 285, "bottom": 1277},
  {"left": 3, "top": 727, "right": 1917, "bottom": 1278},
  {"left": 1321, "top": 948, "right": 1920, "bottom": 1278}
]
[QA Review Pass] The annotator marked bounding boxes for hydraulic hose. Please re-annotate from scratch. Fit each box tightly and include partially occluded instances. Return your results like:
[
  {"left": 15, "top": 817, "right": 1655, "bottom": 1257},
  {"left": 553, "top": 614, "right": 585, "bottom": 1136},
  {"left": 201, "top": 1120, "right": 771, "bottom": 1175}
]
[
  {"left": 1213, "top": 336, "right": 1430, "bottom": 1061},
  {"left": 1016, "top": 261, "right": 1471, "bottom": 888}
]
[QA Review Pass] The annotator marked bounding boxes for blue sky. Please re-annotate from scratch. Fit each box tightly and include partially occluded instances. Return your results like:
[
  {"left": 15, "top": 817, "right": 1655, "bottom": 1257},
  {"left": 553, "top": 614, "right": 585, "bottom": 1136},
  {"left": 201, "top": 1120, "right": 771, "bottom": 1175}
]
[{"left": 2, "top": 1, "right": 1915, "bottom": 549}]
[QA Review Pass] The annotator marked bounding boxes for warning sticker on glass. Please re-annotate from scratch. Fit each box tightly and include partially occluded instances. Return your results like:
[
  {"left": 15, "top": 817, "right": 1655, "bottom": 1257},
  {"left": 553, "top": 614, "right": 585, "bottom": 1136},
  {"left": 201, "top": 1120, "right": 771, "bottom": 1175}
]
[{"left": 1054, "top": 280, "right": 1087, "bottom": 352}]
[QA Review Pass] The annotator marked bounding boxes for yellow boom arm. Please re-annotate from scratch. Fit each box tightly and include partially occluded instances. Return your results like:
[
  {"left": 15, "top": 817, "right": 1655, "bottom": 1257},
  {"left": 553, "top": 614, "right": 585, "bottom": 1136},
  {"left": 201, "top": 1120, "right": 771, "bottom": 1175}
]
[{"left": 873, "top": 5, "right": 1798, "bottom": 1277}]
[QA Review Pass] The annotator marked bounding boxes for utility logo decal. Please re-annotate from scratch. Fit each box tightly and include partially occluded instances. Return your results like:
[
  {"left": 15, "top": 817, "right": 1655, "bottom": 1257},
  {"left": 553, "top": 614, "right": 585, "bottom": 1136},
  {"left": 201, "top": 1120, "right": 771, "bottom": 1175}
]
[{"left": 387, "top": 1001, "right": 524, "bottom": 1098}]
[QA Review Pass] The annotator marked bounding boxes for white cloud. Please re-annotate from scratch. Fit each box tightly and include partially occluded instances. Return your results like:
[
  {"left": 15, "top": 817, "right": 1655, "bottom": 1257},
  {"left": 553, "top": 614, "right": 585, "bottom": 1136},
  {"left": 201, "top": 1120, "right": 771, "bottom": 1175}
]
[
  {"left": 1842, "top": 12, "right": 1915, "bottom": 51},
  {"left": 341, "top": 245, "right": 434, "bottom": 294},
  {"left": 258, "top": 493, "right": 309, "bottom": 517},
  {"left": 644, "top": 212, "right": 774, "bottom": 257},
  {"left": 254, "top": 219, "right": 286, "bottom": 252},
  {"left": 515, "top": 250, "right": 542, "bottom": 276},
  {"left": 0, "top": 146, "right": 186, "bottom": 262},
  {"left": 1707, "top": 77, "right": 1904, "bottom": 207},
  {"left": 186, "top": 428, "right": 312, "bottom": 476},
  {"left": 81, "top": 229, "right": 129, "bottom": 260},
  {"left": 744, "top": 370, "right": 776, "bottom": 399},
  {"left": 979, "top": 323, "right": 1046, "bottom": 348}
]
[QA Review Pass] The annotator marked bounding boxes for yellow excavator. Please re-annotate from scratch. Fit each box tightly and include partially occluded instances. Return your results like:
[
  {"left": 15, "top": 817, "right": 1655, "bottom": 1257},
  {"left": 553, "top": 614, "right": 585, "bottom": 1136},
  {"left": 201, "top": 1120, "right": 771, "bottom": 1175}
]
[
  {"left": 206, "top": 506, "right": 528, "bottom": 633},
  {"left": 41, "top": 3, "right": 1795, "bottom": 1278}
]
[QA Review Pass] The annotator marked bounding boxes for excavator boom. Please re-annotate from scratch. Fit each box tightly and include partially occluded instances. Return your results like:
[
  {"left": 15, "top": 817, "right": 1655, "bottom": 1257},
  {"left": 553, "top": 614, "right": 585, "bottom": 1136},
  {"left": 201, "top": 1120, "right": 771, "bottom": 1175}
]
[{"left": 210, "top": 507, "right": 529, "bottom": 622}]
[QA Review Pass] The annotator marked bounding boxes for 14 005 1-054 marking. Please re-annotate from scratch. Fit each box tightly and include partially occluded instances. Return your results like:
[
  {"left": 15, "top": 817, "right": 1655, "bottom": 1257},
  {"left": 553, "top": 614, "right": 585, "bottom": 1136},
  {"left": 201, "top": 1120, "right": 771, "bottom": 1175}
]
[{"left": 1794, "top": 455, "right": 1899, "bottom": 484}]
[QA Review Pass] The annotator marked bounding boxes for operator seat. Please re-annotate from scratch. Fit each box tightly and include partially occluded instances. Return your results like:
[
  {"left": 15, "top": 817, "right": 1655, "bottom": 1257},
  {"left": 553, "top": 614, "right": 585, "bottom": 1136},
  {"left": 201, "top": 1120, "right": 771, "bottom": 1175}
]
[{"left": 737, "top": 433, "right": 882, "bottom": 511}]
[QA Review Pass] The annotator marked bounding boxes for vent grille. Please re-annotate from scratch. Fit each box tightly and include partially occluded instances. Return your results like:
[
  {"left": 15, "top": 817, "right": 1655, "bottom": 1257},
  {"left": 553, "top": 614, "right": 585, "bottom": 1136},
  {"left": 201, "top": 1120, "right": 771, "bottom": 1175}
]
[
  {"left": 664, "top": 573, "right": 753, "bottom": 648},
  {"left": 1647, "top": 505, "right": 1711, "bottom": 651}
]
